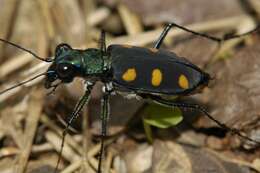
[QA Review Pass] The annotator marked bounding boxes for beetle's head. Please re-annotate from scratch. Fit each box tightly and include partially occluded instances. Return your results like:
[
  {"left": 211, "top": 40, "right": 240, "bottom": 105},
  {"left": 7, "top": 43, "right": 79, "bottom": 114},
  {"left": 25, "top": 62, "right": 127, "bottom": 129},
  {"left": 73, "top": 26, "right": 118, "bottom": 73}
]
[{"left": 45, "top": 43, "right": 81, "bottom": 89}]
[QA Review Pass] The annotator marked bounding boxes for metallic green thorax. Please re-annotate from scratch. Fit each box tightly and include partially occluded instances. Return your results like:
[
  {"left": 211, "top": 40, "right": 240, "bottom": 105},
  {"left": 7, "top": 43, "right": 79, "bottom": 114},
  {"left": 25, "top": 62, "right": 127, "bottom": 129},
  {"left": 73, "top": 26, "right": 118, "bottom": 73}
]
[
  {"left": 56, "top": 48, "right": 105, "bottom": 76},
  {"left": 45, "top": 44, "right": 110, "bottom": 88}
]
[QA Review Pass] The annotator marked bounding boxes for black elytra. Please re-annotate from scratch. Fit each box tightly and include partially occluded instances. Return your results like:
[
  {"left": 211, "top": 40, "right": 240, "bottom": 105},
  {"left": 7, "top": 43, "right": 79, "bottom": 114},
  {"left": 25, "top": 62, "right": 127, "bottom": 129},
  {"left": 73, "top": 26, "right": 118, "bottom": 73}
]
[{"left": 109, "top": 45, "right": 211, "bottom": 95}]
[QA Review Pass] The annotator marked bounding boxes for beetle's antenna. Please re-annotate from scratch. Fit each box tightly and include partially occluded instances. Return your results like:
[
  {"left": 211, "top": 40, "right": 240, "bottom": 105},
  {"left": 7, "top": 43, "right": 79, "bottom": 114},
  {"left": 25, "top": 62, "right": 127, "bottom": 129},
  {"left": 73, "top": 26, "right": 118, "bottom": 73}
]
[
  {"left": 0, "top": 72, "right": 47, "bottom": 95},
  {"left": 152, "top": 97, "right": 260, "bottom": 146},
  {"left": 0, "top": 38, "right": 53, "bottom": 62}
]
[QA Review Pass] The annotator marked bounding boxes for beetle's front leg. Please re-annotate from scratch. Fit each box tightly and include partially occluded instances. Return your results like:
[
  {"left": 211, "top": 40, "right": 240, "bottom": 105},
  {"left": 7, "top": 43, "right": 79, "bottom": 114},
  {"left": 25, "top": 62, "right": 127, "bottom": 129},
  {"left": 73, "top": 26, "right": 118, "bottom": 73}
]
[{"left": 55, "top": 81, "right": 95, "bottom": 173}]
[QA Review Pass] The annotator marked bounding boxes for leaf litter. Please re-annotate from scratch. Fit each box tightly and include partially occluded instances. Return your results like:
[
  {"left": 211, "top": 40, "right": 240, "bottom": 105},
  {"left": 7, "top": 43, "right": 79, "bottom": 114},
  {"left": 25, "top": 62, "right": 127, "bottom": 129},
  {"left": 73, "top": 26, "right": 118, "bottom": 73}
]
[{"left": 0, "top": 0, "right": 259, "bottom": 173}]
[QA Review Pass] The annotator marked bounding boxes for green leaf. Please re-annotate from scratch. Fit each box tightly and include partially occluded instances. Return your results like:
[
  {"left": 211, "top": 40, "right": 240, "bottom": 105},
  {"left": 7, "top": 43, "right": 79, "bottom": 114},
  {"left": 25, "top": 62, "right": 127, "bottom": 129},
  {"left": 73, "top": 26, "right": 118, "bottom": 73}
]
[
  {"left": 143, "top": 103, "right": 183, "bottom": 129},
  {"left": 143, "top": 119, "right": 153, "bottom": 143}
]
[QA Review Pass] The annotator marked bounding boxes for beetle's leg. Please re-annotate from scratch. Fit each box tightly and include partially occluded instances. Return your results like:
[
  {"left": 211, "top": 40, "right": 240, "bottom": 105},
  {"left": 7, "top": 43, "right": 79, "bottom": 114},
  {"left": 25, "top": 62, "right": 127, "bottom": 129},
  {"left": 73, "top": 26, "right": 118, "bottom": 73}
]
[
  {"left": 169, "top": 22, "right": 260, "bottom": 42},
  {"left": 55, "top": 81, "right": 95, "bottom": 173},
  {"left": 154, "top": 24, "right": 174, "bottom": 49},
  {"left": 151, "top": 96, "right": 260, "bottom": 146},
  {"left": 154, "top": 22, "right": 260, "bottom": 49},
  {"left": 98, "top": 84, "right": 112, "bottom": 173},
  {"left": 100, "top": 30, "right": 107, "bottom": 54},
  {"left": 153, "top": 23, "right": 220, "bottom": 49}
]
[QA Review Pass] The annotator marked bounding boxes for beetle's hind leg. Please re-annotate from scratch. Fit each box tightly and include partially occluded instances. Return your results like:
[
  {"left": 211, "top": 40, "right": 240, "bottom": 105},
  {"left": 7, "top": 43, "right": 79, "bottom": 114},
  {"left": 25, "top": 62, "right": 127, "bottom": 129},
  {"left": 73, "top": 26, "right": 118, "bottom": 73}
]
[
  {"left": 150, "top": 95, "right": 260, "bottom": 146},
  {"left": 153, "top": 23, "right": 221, "bottom": 49},
  {"left": 154, "top": 22, "right": 259, "bottom": 49},
  {"left": 154, "top": 24, "right": 175, "bottom": 49}
]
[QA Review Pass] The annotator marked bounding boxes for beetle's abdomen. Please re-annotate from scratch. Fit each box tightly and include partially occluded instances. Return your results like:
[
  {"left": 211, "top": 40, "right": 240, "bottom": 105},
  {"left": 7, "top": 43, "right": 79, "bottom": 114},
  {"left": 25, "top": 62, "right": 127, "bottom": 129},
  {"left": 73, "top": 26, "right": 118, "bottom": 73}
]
[{"left": 108, "top": 45, "right": 210, "bottom": 95}]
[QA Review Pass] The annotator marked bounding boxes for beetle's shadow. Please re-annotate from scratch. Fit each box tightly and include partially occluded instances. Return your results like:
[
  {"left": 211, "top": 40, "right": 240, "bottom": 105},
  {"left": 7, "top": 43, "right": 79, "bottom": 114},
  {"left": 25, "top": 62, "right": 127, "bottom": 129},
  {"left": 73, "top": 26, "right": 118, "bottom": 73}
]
[
  {"left": 45, "top": 86, "right": 226, "bottom": 145},
  {"left": 125, "top": 96, "right": 227, "bottom": 145}
]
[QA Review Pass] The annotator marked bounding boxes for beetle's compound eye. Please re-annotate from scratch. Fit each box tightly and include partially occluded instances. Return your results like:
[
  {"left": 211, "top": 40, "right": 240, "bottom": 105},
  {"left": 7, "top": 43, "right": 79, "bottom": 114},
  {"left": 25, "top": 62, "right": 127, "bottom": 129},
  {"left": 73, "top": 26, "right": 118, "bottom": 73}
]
[
  {"left": 56, "top": 63, "right": 75, "bottom": 82},
  {"left": 55, "top": 43, "right": 72, "bottom": 57}
]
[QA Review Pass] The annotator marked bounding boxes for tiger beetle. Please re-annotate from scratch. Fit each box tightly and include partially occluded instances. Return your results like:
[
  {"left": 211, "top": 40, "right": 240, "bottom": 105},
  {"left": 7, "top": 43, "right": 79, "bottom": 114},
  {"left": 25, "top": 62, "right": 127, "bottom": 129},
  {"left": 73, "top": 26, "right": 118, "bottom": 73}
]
[{"left": 0, "top": 22, "right": 260, "bottom": 173}]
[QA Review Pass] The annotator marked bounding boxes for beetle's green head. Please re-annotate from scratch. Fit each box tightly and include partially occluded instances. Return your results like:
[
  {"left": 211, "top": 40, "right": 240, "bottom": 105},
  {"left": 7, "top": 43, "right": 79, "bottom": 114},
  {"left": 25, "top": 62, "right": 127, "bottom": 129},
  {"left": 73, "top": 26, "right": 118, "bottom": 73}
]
[{"left": 45, "top": 43, "right": 82, "bottom": 89}]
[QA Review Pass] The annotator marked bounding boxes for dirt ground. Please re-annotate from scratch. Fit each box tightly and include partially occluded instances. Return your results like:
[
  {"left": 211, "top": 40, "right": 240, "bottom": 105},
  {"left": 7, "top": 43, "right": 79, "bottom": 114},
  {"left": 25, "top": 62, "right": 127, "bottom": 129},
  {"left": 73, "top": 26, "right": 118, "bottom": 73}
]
[{"left": 0, "top": 0, "right": 259, "bottom": 173}]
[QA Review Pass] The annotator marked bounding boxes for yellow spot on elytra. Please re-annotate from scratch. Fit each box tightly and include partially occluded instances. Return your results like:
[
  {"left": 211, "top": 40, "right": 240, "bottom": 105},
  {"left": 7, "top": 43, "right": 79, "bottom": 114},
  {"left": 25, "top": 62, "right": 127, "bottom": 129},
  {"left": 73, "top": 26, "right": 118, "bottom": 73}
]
[
  {"left": 179, "top": 74, "right": 189, "bottom": 89},
  {"left": 122, "top": 68, "right": 136, "bottom": 82},
  {"left": 149, "top": 48, "right": 159, "bottom": 53},
  {"left": 151, "top": 69, "right": 162, "bottom": 86}
]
